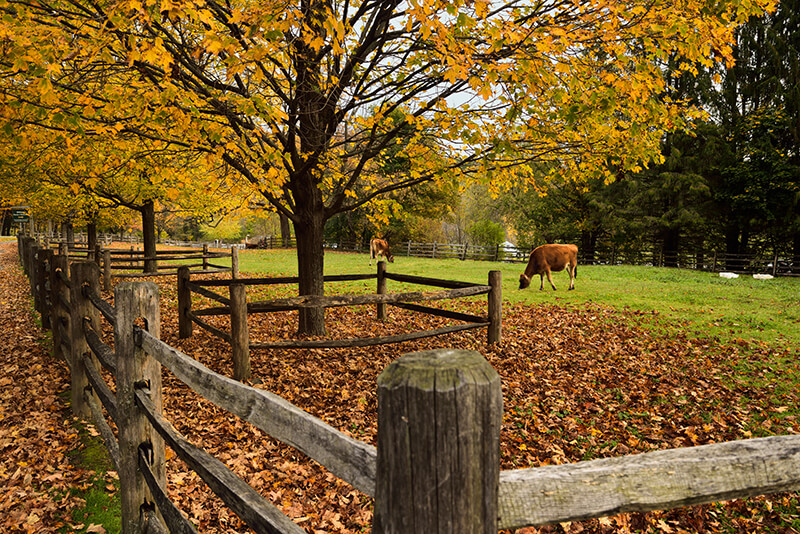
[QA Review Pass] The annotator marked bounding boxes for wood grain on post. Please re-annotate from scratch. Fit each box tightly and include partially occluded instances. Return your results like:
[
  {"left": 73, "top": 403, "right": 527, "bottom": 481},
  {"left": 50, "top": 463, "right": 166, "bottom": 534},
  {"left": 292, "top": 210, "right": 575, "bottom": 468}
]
[
  {"left": 25, "top": 240, "right": 36, "bottom": 300},
  {"left": 115, "top": 282, "right": 166, "bottom": 534},
  {"left": 202, "top": 244, "right": 209, "bottom": 271},
  {"left": 374, "top": 349, "right": 502, "bottom": 534},
  {"left": 38, "top": 248, "right": 53, "bottom": 330},
  {"left": 177, "top": 266, "right": 193, "bottom": 339},
  {"left": 487, "top": 270, "right": 502, "bottom": 345},
  {"left": 103, "top": 249, "right": 112, "bottom": 291},
  {"left": 377, "top": 261, "right": 387, "bottom": 321},
  {"left": 31, "top": 243, "right": 42, "bottom": 313},
  {"left": 19, "top": 236, "right": 30, "bottom": 274},
  {"left": 69, "top": 261, "right": 102, "bottom": 419},
  {"left": 49, "top": 254, "right": 68, "bottom": 362},
  {"left": 231, "top": 246, "right": 239, "bottom": 279},
  {"left": 229, "top": 283, "right": 251, "bottom": 381}
]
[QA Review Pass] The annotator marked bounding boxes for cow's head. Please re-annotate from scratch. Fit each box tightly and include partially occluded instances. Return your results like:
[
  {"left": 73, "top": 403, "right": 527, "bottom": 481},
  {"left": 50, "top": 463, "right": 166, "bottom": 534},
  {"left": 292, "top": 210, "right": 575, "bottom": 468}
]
[
  {"left": 387, "top": 253, "right": 394, "bottom": 263},
  {"left": 518, "top": 273, "right": 531, "bottom": 289}
]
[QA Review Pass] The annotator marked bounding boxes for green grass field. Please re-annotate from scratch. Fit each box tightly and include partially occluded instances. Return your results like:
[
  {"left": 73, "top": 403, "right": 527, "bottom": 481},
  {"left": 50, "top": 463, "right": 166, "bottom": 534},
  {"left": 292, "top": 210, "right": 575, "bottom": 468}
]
[{"left": 235, "top": 247, "right": 800, "bottom": 351}]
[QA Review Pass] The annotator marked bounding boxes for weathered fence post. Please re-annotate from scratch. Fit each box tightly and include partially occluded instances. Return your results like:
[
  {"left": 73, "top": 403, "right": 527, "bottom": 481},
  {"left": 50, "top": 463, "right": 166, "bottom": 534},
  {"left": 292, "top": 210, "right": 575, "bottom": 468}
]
[
  {"left": 231, "top": 246, "right": 240, "bottom": 279},
  {"left": 177, "top": 266, "right": 193, "bottom": 339},
  {"left": 229, "top": 283, "right": 251, "bottom": 381},
  {"left": 18, "top": 236, "right": 27, "bottom": 273},
  {"left": 377, "top": 261, "right": 387, "bottom": 321},
  {"left": 772, "top": 252, "right": 779, "bottom": 276},
  {"left": 488, "top": 270, "right": 502, "bottom": 345},
  {"left": 69, "top": 261, "right": 102, "bottom": 419},
  {"left": 374, "top": 349, "right": 502, "bottom": 533},
  {"left": 202, "top": 244, "right": 209, "bottom": 271},
  {"left": 103, "top": 249, "right": 112, "bottom": 291},
  {"left": 37, "top": 248, "right": 53, "bottom": 330},
  {"left": 49, "top": 254, "right": 69, "bottom": 362},
  {"left": 115, "top": 282, "right": 166, "bottom": 534},
  {"left": 30, "top": 243, "right": 44, "bottom": 317},
  {"left": 24, "top": 238, "right": 36, "bottom": 295}
]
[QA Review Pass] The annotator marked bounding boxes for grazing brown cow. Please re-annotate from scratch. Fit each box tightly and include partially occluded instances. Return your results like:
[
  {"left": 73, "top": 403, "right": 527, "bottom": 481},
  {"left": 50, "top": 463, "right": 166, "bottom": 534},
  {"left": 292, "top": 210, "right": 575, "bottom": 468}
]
[
  {"left": 519, "top": 243, "right": 578, "bottom": 291},
  {"left": 370, "top": 238, "right": 394, "bottom": 265}
]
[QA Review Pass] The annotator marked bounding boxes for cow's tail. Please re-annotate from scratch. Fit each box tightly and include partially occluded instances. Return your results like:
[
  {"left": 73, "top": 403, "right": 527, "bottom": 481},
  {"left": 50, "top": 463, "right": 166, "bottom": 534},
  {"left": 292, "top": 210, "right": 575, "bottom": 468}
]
[{"left": 574, "top": 264, "right": 578, "bottom": 278}]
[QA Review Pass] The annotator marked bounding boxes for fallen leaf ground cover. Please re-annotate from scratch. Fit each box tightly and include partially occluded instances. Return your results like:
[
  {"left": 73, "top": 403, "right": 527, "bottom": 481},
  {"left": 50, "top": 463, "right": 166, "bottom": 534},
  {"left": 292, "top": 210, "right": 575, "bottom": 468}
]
[
  {"left": 0, "top": 242, "right": 118, "bottom": 533},
  {"left": 2, "top": 241, "right": 799, "bottom": 533}
]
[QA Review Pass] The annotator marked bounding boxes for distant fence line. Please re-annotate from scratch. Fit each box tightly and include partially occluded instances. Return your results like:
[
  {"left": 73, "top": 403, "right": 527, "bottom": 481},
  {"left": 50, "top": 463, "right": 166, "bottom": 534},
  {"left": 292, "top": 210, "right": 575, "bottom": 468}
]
[
  {"left": 15, "top": 234, "right": 800, "bottom": 534},
  {"left": 25, "top": 238, "right": 234, "bottom": 288},
  {"left": 26, "top": 231, "right": 798, "bottom": 276},
  {"left": 247, "top": 236, "right": 798, "bottom": 276},
  {"left": 326, "top": 240, "right": 798, "bottom": 276}
]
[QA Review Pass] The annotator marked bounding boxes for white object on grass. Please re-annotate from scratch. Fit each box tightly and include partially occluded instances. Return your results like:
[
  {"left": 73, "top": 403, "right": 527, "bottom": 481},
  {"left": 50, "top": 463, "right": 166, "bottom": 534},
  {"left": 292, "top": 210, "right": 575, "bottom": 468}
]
[{"left": 719, "top": 272, "right": 739, "bottom": 279}]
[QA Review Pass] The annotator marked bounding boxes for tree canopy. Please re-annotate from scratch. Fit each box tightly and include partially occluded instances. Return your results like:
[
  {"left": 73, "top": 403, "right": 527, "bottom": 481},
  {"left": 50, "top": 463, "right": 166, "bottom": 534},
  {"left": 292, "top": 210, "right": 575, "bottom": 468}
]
[{"left": 0, "top": 0, "right": 775, "bottom": 332}]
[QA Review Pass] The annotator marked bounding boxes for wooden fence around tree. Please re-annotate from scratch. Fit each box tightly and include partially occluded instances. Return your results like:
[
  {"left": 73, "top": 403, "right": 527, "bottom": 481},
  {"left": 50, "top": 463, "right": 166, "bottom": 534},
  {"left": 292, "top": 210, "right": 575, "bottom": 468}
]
[
  {"left": 177, "top": 263, "right": 502, "bottom": 381},
  {"left": 16, "top": 235, "right": 800, "bottom": 534}
]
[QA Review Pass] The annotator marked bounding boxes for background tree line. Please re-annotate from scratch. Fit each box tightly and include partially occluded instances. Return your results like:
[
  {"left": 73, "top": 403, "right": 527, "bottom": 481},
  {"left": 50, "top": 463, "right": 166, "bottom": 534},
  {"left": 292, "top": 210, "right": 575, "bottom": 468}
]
[{"left": 322, "top": 2, "right": 800, "bottom": 269}]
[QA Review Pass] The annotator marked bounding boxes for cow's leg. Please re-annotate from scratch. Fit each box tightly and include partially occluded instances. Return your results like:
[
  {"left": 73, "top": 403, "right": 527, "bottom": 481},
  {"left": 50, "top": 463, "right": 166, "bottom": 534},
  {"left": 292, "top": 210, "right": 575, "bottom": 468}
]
[
  {"left": 567, "top": 264, "right": 575, "bottom": 290},
  {"left": 545, "top": 269, "right": 557, "bottom": 290}
]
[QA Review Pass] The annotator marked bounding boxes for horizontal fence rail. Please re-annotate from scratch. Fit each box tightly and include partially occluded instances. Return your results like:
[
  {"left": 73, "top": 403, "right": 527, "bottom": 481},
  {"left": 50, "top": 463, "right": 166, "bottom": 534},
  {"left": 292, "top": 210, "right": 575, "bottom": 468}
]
[
  {"left": 138, "top": 330, "right": 378, "bottom": 496},
  {"left": 497, "top": 434, "right": 800, "bottom": 529},
  {"left": 15, "top": 234, "right": 800, "bottom": 534}
]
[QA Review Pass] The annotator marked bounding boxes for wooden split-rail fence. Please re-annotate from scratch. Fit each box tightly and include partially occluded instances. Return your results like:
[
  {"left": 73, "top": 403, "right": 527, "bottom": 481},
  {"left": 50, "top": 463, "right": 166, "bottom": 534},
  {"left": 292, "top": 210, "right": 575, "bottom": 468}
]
[
  {"left": 177, "top": 262, "right": 502, "bottom": 381},
  {"left": 15, "top": 235, "right": 800, "bottom": 533},
  {"left": 21, "top": 237, "right": 235, "bottom": 289}
]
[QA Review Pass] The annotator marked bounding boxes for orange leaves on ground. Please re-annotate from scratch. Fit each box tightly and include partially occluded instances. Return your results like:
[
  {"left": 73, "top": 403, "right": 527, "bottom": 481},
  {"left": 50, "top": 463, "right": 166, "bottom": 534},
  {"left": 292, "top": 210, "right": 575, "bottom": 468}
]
[{"left": 3, "top": 242, "right": 799, "bottom": 532}]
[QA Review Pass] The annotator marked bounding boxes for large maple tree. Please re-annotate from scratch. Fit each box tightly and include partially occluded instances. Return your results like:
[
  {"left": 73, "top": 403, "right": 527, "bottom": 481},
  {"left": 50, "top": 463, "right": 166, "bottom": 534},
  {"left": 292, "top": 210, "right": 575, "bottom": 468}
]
[{"left": 0, "top": 0, "right": 774, "bottom": 333}]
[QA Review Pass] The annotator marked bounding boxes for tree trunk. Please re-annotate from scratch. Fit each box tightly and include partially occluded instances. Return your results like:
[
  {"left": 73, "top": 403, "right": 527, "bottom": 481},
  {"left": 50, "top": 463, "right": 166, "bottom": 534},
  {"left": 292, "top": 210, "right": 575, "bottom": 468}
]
[
  {"left": 793, "top": 230, "right": 800, "bottom": 268},
  {"left": 64, "top": 221, "right": 74, "bottom": 243},
  {"left": 724, "top": 222, "right": 741, "bottom": 270},
  {"left": 280, "top": 213, "right": 292, "bottom": 247},
  {"left": 87, "top": 222, "right": 98, "bottom": 252},
  {"left": 141, "top": 200, "right": 158, "bottom": 273},
  {"left": 291, "top": 0, "right": 335, "bottom": 336},
  {"left": 294, "top": 214, "right": 326, "bottom": 335},
  {"left": 580, "top": 231, "right": 597, "bottom": 265},
  {"left": 662, "top": 227, "right": 680, "bottom": 267}
]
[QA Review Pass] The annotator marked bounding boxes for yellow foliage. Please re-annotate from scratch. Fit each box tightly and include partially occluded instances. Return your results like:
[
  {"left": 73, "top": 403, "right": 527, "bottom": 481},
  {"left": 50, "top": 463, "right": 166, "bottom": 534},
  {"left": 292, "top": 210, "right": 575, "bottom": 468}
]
[{"left": 0, "top": 0, "right": 775, "bottom": 233}]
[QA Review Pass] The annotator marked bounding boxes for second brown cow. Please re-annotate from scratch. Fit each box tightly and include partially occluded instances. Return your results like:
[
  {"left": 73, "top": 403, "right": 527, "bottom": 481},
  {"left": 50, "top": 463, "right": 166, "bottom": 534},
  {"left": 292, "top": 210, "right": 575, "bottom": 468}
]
[
  {"left": 370, "top": 238, "right": 394, "bottom": 265},
  {"left": 519, "top": 243, "right": 578, "bottom": 291}
]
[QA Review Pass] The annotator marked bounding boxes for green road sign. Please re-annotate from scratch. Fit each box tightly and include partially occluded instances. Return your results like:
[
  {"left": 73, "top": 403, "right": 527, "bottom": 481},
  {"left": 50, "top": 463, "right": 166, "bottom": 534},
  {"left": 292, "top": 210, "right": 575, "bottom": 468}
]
[{"left": 11, "top": 208, "right": 29, "bottom": 223}]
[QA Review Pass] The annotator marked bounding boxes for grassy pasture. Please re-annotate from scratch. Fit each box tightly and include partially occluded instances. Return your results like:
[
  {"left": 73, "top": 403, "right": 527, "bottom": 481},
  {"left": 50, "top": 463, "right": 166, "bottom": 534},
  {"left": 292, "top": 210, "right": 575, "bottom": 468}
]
[{"left": 236, "top": 247, "right": 800, "bottom": 351}]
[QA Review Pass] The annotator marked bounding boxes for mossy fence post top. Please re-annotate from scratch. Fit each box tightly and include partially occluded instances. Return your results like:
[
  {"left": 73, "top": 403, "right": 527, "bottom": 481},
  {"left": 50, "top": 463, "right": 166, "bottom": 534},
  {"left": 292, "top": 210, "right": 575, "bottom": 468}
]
[
  {"left": 378, "top": 348, "right": 498, "bottom": 381},
  {"left": 375, "top": 348, "right": 502, "bottom": 533}
]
